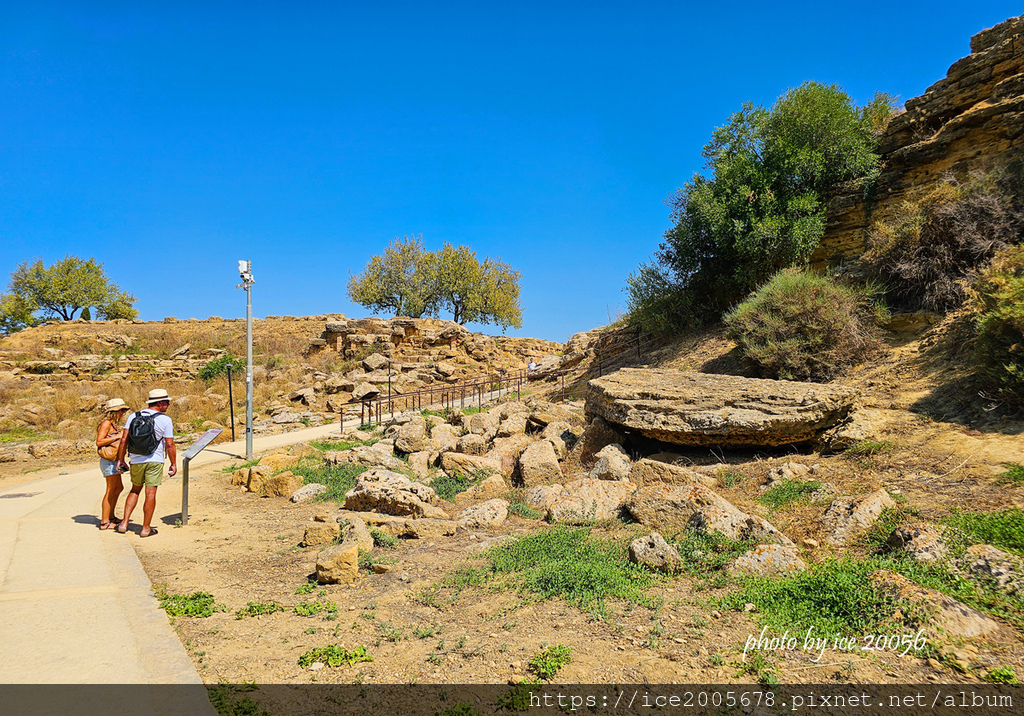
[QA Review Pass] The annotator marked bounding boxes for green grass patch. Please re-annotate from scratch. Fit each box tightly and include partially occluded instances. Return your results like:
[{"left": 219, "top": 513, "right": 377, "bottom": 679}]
[
  {"left": 843, "top": 440, "right": 897, "bottom": 459},
  {"left": 0, "top": 426, "right": 45, "bottom": 444},
  {"left": 420, "top": 525, "right": 663, "bottom": 616},
  {"left": 528, "top": 643, "right": 572, "bottom": 680},
  {"left": 297, "top": 644, "right": 372, "bottom": 668},
  {"left": 431, "top": 471, "right": 486, "bottom": 501},
  {"left": 860, "top": 504, "right": 921, "bottom": 552},
  {"left": 234, "top": 601, "right": 284, "bottom": 619},
  {"left": 289, "top": 460, "right": 368, "bottom": 503},
  {"left": 310, "top": 437, "right": 379, "bottom": 452},
  {"left": 359, "top": 549, "right": 397, "bottom": 573},
  {"left": 755, "top": 479, "right": 822, "bottom": 510},
  {"left": 507, "top": 502, "right": 544, "bottom": 520},
  {"left": 716, "top": 468, "right": 746, "bottom": 488},
  {"left": 295, "top": 580, "right": 317, "bottom": 595},
  {"left": 154, "top": 587, "right": 226, "bottom": 618},
  {"left": 207, "top": 684, "right": 269, "bottom": 716},
  {"left": 986, "top": 665, "right": 1020, "bottom": 685},
  {"left": 996, "top": 463, "right": 1024, "bottom": 485},
  {"left": 942, "top": 508, "right": 1024, "bottom": 556},
  {"left": 669, "top": 528, "right": 756, "bottom": 578},
  {"left": 219, "top": 457, "right": 260, "bottom": 473}
]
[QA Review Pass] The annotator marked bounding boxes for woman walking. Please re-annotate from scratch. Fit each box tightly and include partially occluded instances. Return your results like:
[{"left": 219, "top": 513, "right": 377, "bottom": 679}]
[{"left": 96, "top": 398, "right": 129, "bottom": 530}]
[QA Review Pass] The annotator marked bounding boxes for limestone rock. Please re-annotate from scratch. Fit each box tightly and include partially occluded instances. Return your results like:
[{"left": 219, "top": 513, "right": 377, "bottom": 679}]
[
  {"left": 408, "top": 451, "right": 436, "bottom": 481},
  {"left": 259, "top": 453, "right": 300, "bottom": 472},
  {"left": 290, "top": 483, "right": 328, "bottom": 503},
  {"left": 822, "top": 489, "right": 897, "bottom": 545},
  {"left": 302, "top": 522, "right": 339, "bottom": 547},
  {"left": 587, "top": 368, "right": 858, "bottom": 447},
  {"left": 957, "top": 544, "right": 1023, "bottom": 595},
  {"left": 466, "top": 412, "right": 500, "bottom": 435},
  {"left": 352, "top": 383, "right": 380, "bottom": 401},
  {"left": 518, "top": 439, "right": 562, "bottom": 487},
  {"left": 817, "top": 409, "right": 891, "bottom": 452},
  {"left": 324, "top": 375, "right": 355, "bottom": 394},
  {"left": 264, "top": 471, "right": 305, "bottom": 497},
  {"left": 546, "top": 478, "right": 636, "bottom": 524},
  {"left": 456, "top": 433, "right": 488, "bottom": 456},
  {"left": 527, "top": 400, "right": 579, "bottom": 428},
  {"left": 327, "top": 444, "right": 407, "bottom": 472},
  {"left": 289, "top": 443, "right": 318, "bottom": 459},
  {"left": 344, "top": 469, "right": 447, "bottom": 518},
  {"left": 626, "top": 484, "right": 791, "bottom": 544},
  {"left": 457, "top": 499, "right": 509, "bottom": 529},
  {"left": 886, "top": 523, "right": 949, "bottom": 562},
  {"left": 429, "top": 424, "right": 459, "bottom": 452},
  {"left": 497, "top": 414, "right": 528, "bottom": 437},
  {"left": 440, "top": 451, "right": 502, "bottom": 479},
  {"left": 729, "top": 544, "right": 807, "bottom": 577},
  {"left": 565, "top": 416, "right": 625, "bottom": 468},
  {"left": 628, "top": 532, "right": 682, "bottom": 573},
  {"left": 394, "top": 421, "right": 427, "bottom": 454},
  {"left": 589, "top": 443, "right": 631, "bottom": 481},
  {"left": 761, "top": 462, "right": 814, "bottom": 491},
  {"left": 456, "top": 474, "right": 508, "bottom": 504},
  {"left": 362, "top": 353, "right": 390, "bottom": 372},
  {"left": 339, "top": 515, "right": 374, "bottom": 552},
  {"left": 525, "top": 484, "right": 563, "bottom": 511},
  {"left": 246, "top": 465, "right": 271, "bottom": 493},
  {"left": 869, "top": 570, "right": 1003, "bottom": 641},
  {"left": 628, "top": 459, "right": 717, "bottom": 489},
  {"left": 316, "top": 542, "right": 359, "bottom": 584}
]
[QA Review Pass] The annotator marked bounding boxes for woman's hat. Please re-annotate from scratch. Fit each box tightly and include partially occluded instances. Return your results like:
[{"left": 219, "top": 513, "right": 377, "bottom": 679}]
[
  {"left": 103, "top": 398, "right": 129, "bottom": 412},
  {"left": 147, "top": 388, "right": 171, "bottom": 405}
]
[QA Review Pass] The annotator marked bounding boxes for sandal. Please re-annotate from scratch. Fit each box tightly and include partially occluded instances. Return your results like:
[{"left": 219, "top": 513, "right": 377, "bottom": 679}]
[
  {"left": 140, "top": 528, "right": 157, "bottom": 538},
  {"left": 99, "top": 521, "right": 115, "bottom": 530}
]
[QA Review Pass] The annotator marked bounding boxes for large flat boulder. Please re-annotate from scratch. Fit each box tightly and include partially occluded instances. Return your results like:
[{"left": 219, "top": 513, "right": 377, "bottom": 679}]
[{"left": 586, "top": 368, "right": 859, "bottom": 447}]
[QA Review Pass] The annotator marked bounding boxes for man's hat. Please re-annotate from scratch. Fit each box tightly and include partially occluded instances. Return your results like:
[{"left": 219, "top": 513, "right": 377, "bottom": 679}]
[
  {"left": 103, "top": 398, "right": 129, "bottom": 412},
  {"left": 147, "top": 388, "right": 171, "bottom": 405}
]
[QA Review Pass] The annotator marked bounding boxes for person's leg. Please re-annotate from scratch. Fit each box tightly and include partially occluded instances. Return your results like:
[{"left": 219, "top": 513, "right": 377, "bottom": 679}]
[
  {"left": 140, "top": 486, "right": 158, "bottom": 536},
  {"left": 119, "top": 464, "right": 145, "bottom": 532},
  {"left": 100, "top": 474, "right": 123, "bottom": 527}
]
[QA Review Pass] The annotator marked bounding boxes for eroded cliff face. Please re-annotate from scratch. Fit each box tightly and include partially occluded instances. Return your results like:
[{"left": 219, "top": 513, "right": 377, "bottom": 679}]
[{"left": 813, "top": 15, "right": 1024, "bottom": 266}]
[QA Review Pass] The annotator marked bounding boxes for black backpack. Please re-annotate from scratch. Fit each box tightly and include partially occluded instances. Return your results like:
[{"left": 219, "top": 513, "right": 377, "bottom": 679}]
[{"left": 127, "top": 411, "right": 161, "bottom": 455}]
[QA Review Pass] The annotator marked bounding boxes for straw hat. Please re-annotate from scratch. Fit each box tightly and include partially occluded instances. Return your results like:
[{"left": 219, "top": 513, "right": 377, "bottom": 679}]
[
  {"left": 103, "top": 398, "right": 129, "bottom": 413},
  {"left": 147, "top": 388, "right": 171, "bottom": 405}
]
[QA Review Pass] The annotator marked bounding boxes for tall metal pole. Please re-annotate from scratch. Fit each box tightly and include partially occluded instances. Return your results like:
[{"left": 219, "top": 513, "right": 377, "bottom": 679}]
[
  {"left": 245, "top": 278, "right": 253, "bottom": 460},
  {"left": 237, "top": 260, "right": 255, "bottom": 461},
  {"left": 226, "top": 364, "right": 236, "bottom": 442}
]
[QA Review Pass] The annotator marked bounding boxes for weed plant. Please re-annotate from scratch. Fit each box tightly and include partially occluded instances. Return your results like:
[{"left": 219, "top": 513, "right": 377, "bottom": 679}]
[
  {"left": 206, "top": 684, "right": 269, "bottom": 716},
  {"left": 670, "top": 528, "right": 755, "bottom": 579},
  {"left": 860, "top": 504, "right": 921, "bottom": 552},
  {"left": 528, "top": 644, "right": 573, "bottom": 680},
  {"left": 370, "top": 528, "right": 399, "bottom": 549},
  {"left": 431, "top": 471, "right": 483, "bottom": 501},
  {"left": 310, "top": 437, "right": 376, "bottom": 452},
  {"left": 507, "top": 502, "right": 544, "bottom": 520},
  {"left": 973, "top": 244, "right": 1024, "bottom": 405},
  {"left": 297, "top": 645, "right": 372, "bottom": 668},
  {"left": 294, "top": 600, "right": 338, "bottom": 617},
  {"left": 295, "top": 580, "right": 317, "bottom": 595},
  {"left": 716, "top": 468, "right": 746, "bottom": 488},
  {"left": 155, "top": 587, "right": 226, "bottom": 618},
  {"left": 235, "top": 601, "right": 284, "bottom": 619}
]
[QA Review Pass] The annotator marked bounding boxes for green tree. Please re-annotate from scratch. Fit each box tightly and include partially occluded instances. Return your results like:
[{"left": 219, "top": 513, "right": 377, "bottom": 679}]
[
  {"left": 2, "top": 255, "right": 138, "bottom": 331},
  {"left": 628, "top": 82, "right": 895, "bottom": 332},
  {"left": 347, "top": 238, "right": 522, "bottom": 330},
  {"left": 346, "top": 235, "right": 436, "bottom": 318}
]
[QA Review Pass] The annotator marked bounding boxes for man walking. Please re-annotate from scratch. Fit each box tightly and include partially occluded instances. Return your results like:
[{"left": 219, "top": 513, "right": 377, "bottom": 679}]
[{"left": 115, "top": 388, "right": 176, "bottom": 537}]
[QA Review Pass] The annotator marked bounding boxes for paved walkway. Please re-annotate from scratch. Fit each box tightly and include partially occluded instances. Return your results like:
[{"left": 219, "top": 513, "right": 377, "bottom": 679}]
[{"left": 0, "top": 422, "right": 345, "bottom": 698}]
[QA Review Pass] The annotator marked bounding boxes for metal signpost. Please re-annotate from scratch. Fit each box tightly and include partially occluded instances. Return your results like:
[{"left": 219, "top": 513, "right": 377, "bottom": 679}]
[
  {"left": 237, "top": 260, "right": 255, "bottom": 460},
  {"left": 180, "top": 428, "right": 223, "bottom": 526},
  {"left": 225, "top": 363, "right": 236, "bottom": 442}
]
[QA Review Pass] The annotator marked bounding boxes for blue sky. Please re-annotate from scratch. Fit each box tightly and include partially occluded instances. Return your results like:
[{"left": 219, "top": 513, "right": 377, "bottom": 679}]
[{"left": 2, "top": 2, "right": 1020, "bottom": 342}]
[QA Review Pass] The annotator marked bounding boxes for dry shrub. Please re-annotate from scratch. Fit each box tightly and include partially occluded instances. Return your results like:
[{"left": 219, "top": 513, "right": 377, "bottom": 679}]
[
  {"left": 863, "top": 168, "right": 1024, "bottom": 312},
  {"left": 724, "top": 270, "right": 887, "bottom": 382}
]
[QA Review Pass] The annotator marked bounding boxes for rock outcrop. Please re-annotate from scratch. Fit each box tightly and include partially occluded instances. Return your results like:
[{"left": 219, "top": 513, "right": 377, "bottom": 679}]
[
  {"left": 815, "top": 15, "right": 1024, "bottom": 266},
  {"left": 587, "top": 369, "right": 858, "bottom": 447}
]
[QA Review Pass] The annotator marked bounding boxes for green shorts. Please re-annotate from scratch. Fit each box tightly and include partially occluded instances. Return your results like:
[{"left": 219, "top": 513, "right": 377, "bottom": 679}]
[{"left": 130, "top": 462, "right": 164, "bottom": 487}]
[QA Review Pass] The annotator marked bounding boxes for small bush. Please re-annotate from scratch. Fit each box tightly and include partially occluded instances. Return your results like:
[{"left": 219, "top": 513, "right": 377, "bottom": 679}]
[
  {"left": 973, "top": 244, "right": 1024, "bottom": 405},
  {"left": 724, "top": 270, "right": 886, "bottom": 381},
  {"left": 370, "top": 528, "right": 399, "bottom": 549},
  {"left": 528, "top": 643, "right": 572, "bottom": 680},
  {"left": 198, "top": 354, "right": 245, "bottom": 382}
]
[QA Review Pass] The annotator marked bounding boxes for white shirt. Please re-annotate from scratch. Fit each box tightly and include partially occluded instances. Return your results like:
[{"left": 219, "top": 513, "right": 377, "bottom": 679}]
[{"left": 123, "top": 409, "right": 174, "bottom": 464}]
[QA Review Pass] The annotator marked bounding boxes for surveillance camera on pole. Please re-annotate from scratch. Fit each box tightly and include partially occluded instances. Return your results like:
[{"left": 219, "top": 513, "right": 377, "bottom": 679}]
[{"left": 237, "top": 260, "right": 255, "bottom": 460}]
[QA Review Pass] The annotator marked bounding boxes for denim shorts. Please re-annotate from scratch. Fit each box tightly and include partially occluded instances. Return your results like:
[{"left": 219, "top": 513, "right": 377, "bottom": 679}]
[{"left": 100, "top": 458, "right": 123, "bottom": 477}]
